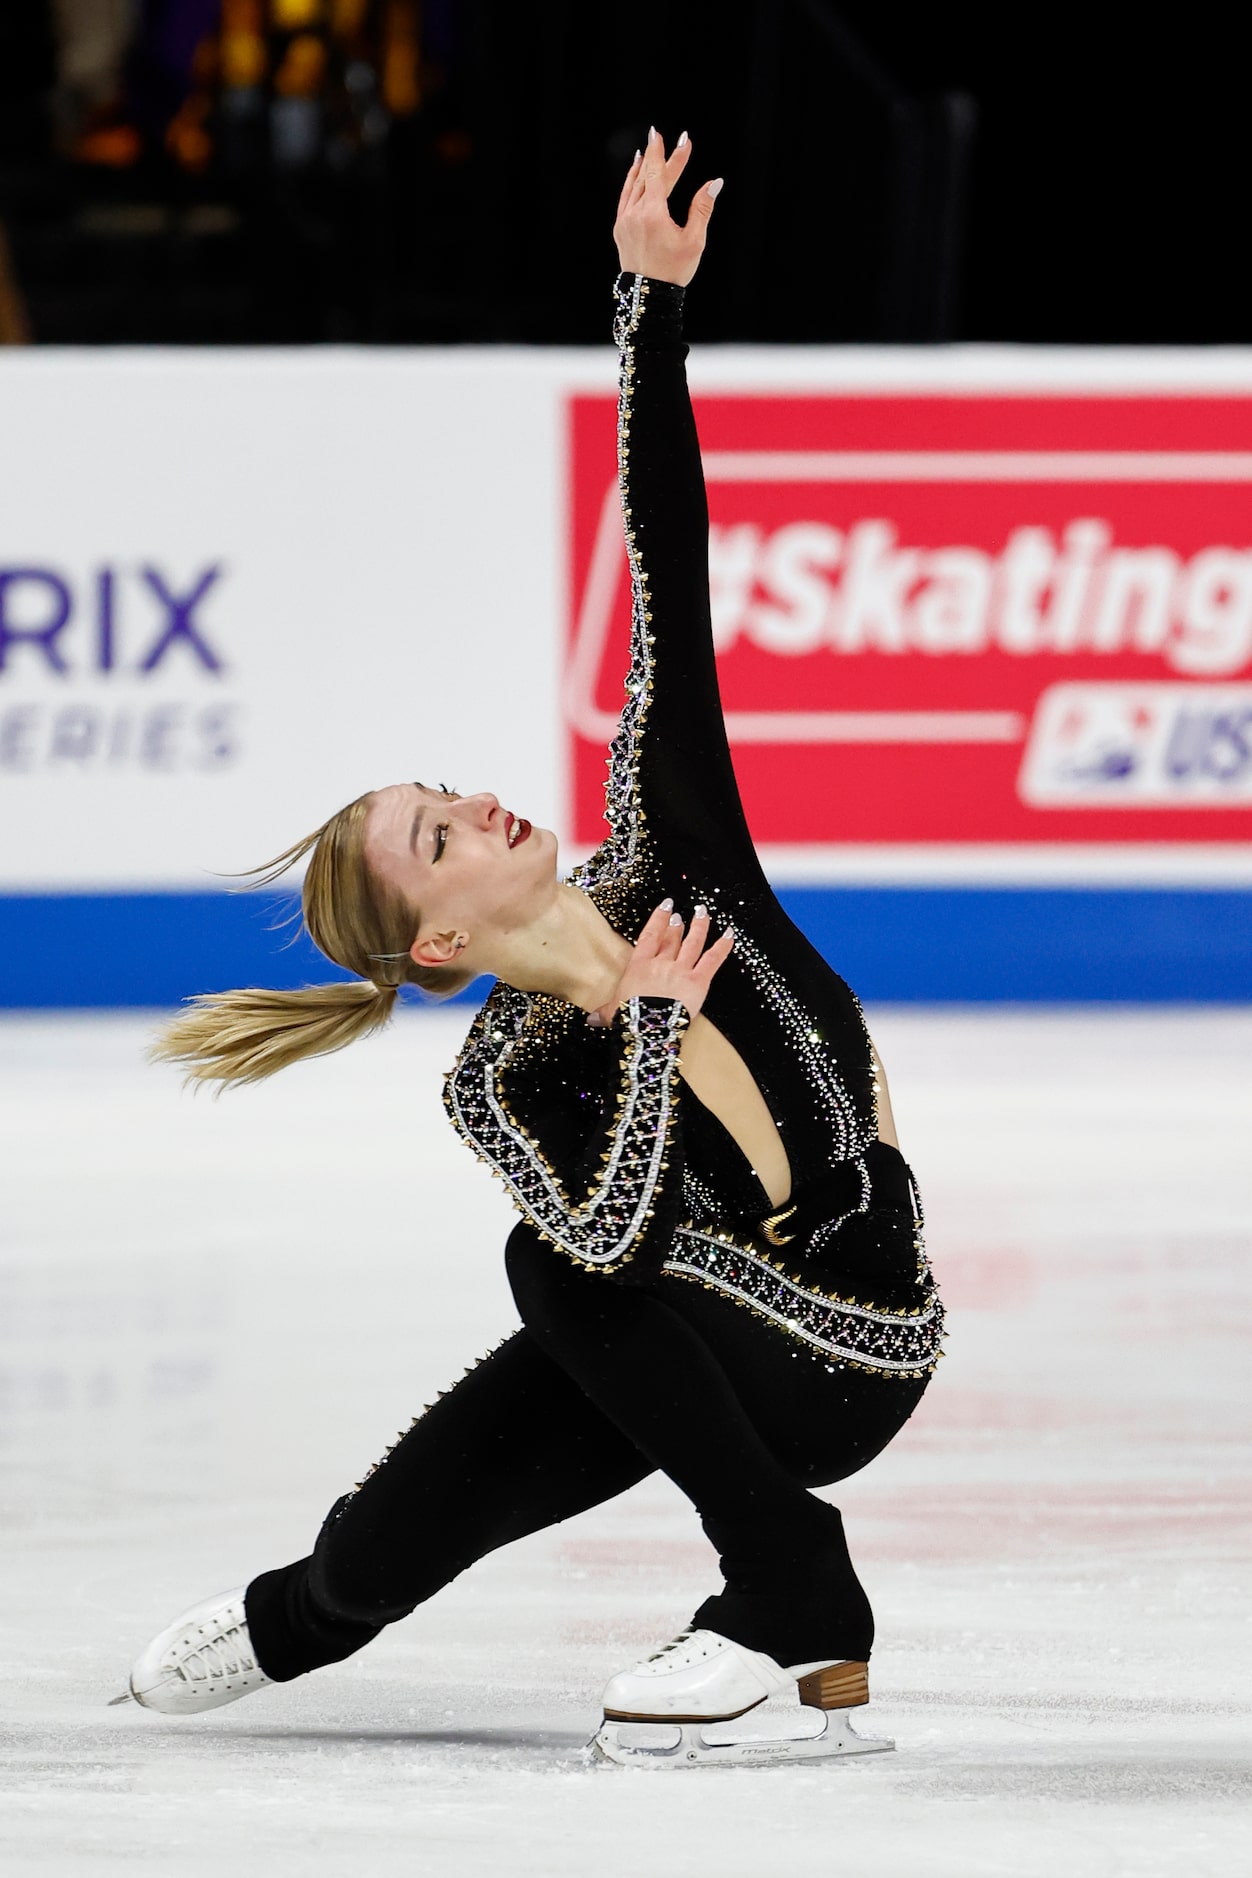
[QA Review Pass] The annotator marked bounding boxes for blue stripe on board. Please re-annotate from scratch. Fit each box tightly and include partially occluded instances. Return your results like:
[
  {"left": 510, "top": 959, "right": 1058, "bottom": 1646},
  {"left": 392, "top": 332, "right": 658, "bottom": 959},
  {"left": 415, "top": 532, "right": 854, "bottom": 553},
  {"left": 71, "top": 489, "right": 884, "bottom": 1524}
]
[
  {"left": 2, "top": 886, "right": 1250, "bottom": 1007},
  {"left": 0, "top": 890, "right": 486, "bottom": 1010},
  {"left": 775, "top": 886, "right": 1252, "bottom": 1003}
]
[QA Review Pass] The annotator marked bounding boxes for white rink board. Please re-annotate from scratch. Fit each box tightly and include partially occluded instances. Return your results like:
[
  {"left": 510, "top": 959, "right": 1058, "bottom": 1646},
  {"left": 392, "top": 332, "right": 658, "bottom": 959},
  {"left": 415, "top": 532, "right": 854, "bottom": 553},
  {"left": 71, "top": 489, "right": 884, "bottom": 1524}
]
[
  {"left": 0, "top": 351, "right": 586, "bottom": 889},
  {"left": 6, "top": 345, "right": 1252, "bottom": 891}
]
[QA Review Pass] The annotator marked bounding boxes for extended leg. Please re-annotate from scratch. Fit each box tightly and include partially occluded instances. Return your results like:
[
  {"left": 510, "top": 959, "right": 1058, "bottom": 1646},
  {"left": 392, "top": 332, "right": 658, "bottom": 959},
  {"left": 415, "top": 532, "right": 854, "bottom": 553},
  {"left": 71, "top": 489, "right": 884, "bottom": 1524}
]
[{"left": 246, "top": 1327, "right": 654, "bottom": 1681}]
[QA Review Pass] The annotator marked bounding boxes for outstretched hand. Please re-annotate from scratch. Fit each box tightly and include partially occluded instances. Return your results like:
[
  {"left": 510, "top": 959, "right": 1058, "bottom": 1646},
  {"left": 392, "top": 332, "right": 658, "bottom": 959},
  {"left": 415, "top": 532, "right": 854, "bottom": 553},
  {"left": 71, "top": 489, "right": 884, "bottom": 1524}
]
[
  {"left": 614, "top": 128, "right": 722, "bottom": 288},
  {"left": 587, "top": 901, "right": 735, "bottom": 1028}
]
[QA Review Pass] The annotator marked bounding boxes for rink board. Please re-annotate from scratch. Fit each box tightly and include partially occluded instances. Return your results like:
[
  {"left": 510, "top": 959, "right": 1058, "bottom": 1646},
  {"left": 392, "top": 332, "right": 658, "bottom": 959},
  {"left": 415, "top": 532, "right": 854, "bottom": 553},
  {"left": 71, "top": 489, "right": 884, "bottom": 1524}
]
[
  {"left": 2, "top": 345, "right": 1250, "bottom": 1005},
  {"left": 5, "top": 885, "right": 1250, "bottom": 1005}
]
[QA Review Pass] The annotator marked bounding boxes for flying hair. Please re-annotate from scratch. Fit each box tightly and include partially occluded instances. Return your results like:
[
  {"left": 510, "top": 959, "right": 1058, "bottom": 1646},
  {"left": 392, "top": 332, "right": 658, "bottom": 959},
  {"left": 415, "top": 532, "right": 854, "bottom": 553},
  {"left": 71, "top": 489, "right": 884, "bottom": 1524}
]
[{"left": 151, "top": 792, "right": 474, "bottom": 1091}]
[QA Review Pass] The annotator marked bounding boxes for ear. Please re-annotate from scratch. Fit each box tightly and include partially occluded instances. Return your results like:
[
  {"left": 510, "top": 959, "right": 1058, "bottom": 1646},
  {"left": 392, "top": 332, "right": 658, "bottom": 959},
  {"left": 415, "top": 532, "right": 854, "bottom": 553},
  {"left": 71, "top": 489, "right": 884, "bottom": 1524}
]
[{"left": 410, "top": 929, "right": 468, "bottom": 969}]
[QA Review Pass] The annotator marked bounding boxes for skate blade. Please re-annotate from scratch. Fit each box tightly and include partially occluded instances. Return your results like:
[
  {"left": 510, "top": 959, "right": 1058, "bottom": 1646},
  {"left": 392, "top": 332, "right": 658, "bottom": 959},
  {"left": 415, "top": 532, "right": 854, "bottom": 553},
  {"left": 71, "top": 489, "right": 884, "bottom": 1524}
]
[
  {"left": 586, "top": 1705, "right": 895, "bottom": 1769},
  {"left": 108, "top": 1676, "right": 180, "bottom": 1711}
]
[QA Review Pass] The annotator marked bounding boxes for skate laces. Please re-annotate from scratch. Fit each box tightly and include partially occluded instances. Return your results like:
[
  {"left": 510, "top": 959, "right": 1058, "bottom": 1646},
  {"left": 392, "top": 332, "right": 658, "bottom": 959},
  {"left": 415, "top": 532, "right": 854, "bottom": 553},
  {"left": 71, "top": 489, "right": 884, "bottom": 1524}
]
[
  {"left": 173, "top": 1622, "right": 257, "bottom": 1685},
  {"left": 646, "top": 1627, "right": 696, "bottom": 1664}
]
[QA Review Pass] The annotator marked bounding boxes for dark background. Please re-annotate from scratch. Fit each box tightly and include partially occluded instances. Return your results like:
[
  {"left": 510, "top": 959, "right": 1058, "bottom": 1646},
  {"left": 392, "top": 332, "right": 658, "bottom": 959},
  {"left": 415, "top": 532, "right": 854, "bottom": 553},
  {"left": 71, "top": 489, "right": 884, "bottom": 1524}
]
[{"left": 1, "top": 0, "right": 1248, "bottom": 347}]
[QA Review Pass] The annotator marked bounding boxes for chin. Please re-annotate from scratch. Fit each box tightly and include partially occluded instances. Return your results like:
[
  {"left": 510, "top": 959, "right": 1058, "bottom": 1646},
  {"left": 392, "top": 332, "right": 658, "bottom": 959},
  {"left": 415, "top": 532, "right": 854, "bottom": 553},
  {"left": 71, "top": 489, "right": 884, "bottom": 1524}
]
[
  {"left": 502, "top": 821, "right": 556, "bottom": 888},
  {"left": 526, "top": 821, "right": 557, "bottom": 863}
]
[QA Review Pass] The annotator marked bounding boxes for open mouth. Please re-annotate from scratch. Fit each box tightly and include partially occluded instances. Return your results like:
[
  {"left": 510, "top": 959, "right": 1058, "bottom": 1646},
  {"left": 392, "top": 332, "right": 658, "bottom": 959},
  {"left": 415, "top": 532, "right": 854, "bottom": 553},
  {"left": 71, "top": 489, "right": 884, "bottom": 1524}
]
[{"left": 505, "top": 813, "right": 532, "bottom": 849}]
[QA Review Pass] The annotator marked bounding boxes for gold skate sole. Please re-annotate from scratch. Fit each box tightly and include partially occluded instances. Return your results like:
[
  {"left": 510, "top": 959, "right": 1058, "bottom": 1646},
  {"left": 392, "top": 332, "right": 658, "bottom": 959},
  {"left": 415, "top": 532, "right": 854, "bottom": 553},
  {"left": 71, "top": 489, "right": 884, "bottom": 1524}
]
[{"left": 604, "top": 1659, "right": 869, "bottom": 1725}]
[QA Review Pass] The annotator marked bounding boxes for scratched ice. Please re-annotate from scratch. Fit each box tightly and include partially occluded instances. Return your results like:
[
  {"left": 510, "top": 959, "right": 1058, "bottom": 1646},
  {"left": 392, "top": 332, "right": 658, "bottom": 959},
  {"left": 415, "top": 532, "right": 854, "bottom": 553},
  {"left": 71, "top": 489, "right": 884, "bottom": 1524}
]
[{"left": 0, "top": 1008, "right": 1248, "bottom": 1877}]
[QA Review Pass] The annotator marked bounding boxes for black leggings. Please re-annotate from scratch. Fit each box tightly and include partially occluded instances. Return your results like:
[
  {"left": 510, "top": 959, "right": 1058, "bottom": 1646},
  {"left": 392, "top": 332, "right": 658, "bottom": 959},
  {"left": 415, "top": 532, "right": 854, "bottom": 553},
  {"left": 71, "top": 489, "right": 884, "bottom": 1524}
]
[{"left": 246, "top": 1224, "right": 928, "bottom": 1681}]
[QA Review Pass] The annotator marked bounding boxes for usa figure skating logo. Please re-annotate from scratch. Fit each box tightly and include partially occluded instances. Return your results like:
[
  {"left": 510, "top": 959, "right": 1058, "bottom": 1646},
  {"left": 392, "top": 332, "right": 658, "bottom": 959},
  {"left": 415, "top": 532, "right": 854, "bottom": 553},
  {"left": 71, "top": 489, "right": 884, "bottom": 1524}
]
[
  {"left": 566, "top": 390, "right": 1252, "bottom": 847},
  {"left": 1021, "top": 682, "right": 1252, "bottom": 804}
]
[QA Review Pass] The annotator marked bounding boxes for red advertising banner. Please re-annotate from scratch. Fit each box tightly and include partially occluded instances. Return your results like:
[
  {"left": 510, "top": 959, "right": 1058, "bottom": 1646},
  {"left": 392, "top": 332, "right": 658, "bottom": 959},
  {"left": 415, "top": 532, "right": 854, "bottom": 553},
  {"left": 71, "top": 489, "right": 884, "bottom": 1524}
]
[{"left": 566, "top": 393, "right": 1252, "bottom": 845}]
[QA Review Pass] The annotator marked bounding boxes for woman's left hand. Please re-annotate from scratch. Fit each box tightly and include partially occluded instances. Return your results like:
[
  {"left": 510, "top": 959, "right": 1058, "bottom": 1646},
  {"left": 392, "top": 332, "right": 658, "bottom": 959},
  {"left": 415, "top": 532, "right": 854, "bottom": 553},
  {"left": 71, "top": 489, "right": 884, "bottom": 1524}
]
[{"left": 614, "top": 128, "right": 722, "bottom": 288}]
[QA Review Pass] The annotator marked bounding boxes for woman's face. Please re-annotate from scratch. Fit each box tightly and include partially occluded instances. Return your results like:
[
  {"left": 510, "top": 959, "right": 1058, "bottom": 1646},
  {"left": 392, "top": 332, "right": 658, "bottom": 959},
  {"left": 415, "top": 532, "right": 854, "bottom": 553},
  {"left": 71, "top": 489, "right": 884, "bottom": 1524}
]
[{"left": 365, "top": 782, "right": 559, "bottom": 968}]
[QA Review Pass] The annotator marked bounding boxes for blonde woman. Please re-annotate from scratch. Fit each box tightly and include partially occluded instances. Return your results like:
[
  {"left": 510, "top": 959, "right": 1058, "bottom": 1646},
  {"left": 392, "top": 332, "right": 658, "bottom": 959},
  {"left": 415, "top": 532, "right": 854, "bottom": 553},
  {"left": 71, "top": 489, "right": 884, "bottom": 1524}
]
[{"left": 117, "top": 130, "right": 944, "bottom": 1767}]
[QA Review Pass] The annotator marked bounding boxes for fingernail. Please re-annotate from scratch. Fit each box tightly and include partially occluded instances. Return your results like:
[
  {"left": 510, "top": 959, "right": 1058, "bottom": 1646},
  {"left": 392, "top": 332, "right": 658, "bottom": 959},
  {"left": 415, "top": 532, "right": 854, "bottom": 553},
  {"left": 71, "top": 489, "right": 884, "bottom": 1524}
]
[
  {"left": 648, "top": 125, "right": 658, "bottom": 144},
  {"left": 669, "top": 913, "right": 683, "bottom": 928},
  {"left": 677, "top": 130, "right": 688, "bottom": 148},
  {"left": 707, "top": 178, "right": 724, "bottom": 199},
  {"left": 695, "top": 903, "right": 707, "bottom": 919},
  {"left": 633, "top": 148, "right": 641, "bottom": 164},
  {"left": 586, "top": 1012, "right": 604, "bottom": 1028},
  {"left": 660, "top": 897, "right": 674, "bottom": 912}
]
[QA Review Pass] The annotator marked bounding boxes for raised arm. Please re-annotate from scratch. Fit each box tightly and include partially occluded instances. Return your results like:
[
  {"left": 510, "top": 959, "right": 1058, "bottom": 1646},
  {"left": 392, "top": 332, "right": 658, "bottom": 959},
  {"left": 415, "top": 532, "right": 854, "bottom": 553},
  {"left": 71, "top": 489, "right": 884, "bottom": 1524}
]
[{"left": 590, "top": 134, "right": 766, "bottom": 893}]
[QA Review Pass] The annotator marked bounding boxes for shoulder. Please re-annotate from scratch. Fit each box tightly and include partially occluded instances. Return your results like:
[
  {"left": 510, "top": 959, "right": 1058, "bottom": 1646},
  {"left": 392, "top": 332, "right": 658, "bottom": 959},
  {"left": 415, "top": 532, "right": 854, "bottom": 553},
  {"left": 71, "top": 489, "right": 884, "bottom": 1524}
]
[
  {"left": 444, "top": 981, "right": 525, "bottom": 1086},
  {"left": 445, "top": 982, "right": 579, "bottom": 1087}
]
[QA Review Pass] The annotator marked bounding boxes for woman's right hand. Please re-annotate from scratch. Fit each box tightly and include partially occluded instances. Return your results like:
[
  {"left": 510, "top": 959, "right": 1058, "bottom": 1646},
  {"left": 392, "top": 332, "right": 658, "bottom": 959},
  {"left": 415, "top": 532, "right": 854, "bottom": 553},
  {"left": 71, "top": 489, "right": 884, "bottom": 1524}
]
[
  {"left": 614, "top": 128, "right": 722, "bottom": 289},
  {"left": 588, "top": 901, "right": 734, "bottom": 1027}
]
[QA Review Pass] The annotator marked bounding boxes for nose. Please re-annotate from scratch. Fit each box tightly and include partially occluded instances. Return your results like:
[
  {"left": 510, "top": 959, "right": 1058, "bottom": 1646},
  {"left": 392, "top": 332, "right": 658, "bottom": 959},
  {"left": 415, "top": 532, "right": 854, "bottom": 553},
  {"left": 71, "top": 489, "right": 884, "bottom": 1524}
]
[{"left": 457, "top": 791, "right": 499, "bottom": 829}]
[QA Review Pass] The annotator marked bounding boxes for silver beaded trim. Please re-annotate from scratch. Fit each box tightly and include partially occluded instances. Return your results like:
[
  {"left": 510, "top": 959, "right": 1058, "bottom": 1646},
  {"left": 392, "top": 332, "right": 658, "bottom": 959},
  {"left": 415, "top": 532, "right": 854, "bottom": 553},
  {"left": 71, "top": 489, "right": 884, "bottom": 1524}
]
[
  {"left": 806, "top": 1156, "right": 873, "bottom": 1251},
  {"left": 727, "top": 926, "right": 875, "bottom": 1167},
  {"left": 571, "top": 274, "right": 654, "bottom": 896},
  {"left": 682, "top": 1165, "right": 723, "bottom": 1228},
  {"left": 444, "top": 985, "right": 687, "bottom": 1270},
  {"left": 662, "top": 1228, "right": 945, "bottom": 1377}
]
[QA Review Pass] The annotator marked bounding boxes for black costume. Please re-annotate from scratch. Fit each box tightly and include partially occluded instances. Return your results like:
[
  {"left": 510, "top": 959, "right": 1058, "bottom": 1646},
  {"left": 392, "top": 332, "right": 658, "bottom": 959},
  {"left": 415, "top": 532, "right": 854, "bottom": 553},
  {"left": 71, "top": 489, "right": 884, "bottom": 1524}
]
[{"left": 246, "top": 275, "right": 945, "bottom": 1683}]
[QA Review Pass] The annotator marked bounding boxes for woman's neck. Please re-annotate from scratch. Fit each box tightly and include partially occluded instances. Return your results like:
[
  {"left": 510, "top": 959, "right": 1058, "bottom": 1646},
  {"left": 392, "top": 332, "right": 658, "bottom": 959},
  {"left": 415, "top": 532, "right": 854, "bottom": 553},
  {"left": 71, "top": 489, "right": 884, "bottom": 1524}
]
[{"left": 488, "top": 881, "right": 632, "bottom": 1012}]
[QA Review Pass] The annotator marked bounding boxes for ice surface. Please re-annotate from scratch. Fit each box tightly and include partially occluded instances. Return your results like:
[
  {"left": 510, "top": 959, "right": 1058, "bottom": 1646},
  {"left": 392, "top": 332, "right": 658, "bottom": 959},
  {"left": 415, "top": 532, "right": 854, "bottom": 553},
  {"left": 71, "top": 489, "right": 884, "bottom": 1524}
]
[{"left": 0, "top": 1007, "right": 1249, "bottom": 1876}]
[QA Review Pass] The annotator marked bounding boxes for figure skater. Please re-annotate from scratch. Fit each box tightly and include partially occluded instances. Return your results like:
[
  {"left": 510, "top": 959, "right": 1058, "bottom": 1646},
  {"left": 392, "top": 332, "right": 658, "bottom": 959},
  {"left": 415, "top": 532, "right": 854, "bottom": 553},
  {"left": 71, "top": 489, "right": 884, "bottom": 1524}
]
[{"left": 116, "top": 129, "right": 944, "bottom": 1767}]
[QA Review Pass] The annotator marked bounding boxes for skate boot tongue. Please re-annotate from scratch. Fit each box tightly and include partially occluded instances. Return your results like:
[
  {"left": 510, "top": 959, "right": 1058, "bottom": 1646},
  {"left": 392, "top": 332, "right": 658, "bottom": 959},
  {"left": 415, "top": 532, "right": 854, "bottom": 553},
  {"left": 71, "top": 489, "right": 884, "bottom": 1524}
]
[{"left": 645, "top": 1627, "right": 695, "bottom": 1663}]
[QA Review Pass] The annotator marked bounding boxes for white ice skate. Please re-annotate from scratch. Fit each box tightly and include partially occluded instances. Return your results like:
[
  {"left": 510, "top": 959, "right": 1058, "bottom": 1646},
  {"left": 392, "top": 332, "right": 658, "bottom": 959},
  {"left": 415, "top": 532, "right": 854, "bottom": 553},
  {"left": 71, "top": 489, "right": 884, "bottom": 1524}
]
[
  {"left": 587, "top": 1628, "right": 893, "bottom": 1769},
  {"left": 110, "top": 1587, "right": 273, "bottom": 1716}
]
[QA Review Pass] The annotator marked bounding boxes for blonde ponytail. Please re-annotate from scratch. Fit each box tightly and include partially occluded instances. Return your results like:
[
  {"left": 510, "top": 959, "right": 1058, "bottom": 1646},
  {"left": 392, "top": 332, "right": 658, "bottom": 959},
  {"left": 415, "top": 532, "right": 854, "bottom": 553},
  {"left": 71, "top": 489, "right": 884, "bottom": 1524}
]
[
  {"left": 153, "top": 792, "right": 474, "bottom": 1090},
  {"left": 153, "top": 980, "right": 399, "bottom": 1090}
]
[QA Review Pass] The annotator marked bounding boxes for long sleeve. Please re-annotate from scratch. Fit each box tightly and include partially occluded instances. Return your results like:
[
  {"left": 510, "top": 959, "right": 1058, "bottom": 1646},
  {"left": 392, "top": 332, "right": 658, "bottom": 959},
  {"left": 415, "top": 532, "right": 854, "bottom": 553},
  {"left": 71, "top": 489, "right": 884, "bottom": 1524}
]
[
  {"left": 443, "top": 986, "right": 689, "bottom": 1280},
  {"left": 584, "top": 274, "right": 767, "bottom": 897}
]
